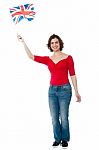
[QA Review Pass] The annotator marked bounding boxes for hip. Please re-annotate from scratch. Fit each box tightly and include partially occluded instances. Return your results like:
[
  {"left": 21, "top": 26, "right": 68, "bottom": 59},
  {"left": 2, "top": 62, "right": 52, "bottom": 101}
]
[{"left": 48, "top": 83, "right": 72, "bottom": 96}]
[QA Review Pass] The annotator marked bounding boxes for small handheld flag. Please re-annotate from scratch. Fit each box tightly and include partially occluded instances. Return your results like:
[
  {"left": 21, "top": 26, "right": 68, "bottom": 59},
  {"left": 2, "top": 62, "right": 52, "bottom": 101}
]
[{"left": 9, "top": 4, "right": 36, "bottom": 24}]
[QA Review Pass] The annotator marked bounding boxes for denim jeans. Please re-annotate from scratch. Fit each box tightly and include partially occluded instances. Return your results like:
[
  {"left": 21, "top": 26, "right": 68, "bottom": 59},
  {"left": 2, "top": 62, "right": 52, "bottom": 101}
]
[{"left": 48, "top": 83, "right": 72, "bottom": 142}]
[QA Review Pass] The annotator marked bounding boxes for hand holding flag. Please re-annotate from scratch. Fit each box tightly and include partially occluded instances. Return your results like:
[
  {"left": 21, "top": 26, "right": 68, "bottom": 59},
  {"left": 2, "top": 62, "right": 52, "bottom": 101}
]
[{"left": 17, "top": 34, "right": 24, "bottom": 42}]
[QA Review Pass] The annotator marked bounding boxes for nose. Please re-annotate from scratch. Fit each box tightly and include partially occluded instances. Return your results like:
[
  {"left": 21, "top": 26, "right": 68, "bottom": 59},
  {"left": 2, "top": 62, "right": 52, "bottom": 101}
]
[
  {"left": 53, "top": 42, "right": 57, "bottom": 46},
  {"left": 53, "top": 43, "right": 56, "bottom": 46}
]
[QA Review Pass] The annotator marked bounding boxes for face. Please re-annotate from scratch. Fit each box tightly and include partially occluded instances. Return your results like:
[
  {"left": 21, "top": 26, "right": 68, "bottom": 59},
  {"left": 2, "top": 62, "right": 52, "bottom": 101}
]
[{"left": 50, "top": 38, "right": 60, "bottom": 52}]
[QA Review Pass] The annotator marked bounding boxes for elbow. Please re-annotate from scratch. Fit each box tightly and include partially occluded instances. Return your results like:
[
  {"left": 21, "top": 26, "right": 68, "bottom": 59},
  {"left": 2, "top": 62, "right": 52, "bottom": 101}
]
[
  {"left": 29, "top": 54, "right": 34, "bottom": 60},
  {"left": 70, "top": 74, "right": 76, "bottom": 77},
  {"left": 70, "top": 75, "right": 77, "bottom": 80}
]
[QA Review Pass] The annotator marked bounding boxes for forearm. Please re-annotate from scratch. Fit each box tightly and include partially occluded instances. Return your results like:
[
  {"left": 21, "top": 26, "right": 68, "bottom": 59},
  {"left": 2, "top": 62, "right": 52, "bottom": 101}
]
[
  {"left": 22, "top": 41, "right": 34, "bottom": 60},
  {"left": 17, "top": 34, "right": 34, "bottom": 60},
  {"left": 70, "top": 75, "right": 78, "bottom": 93}
]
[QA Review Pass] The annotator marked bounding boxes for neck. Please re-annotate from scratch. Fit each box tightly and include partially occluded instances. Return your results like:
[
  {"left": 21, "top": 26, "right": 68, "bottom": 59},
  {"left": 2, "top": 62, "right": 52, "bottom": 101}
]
[{"left": 53, "top": 51, "right": 62, "bottom": 56}]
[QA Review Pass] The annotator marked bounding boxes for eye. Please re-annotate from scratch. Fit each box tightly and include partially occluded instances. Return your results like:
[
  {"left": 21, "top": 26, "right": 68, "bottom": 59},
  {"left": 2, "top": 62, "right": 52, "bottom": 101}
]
[{"left": 55, "top": 41, "right": 58, "bottom": 44}]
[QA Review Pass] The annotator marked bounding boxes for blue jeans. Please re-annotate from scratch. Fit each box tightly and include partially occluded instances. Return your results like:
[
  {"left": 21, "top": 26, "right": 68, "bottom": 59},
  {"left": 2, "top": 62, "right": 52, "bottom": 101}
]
[{"left": 48, "top": 83, "right": 72, "bottom": 142}]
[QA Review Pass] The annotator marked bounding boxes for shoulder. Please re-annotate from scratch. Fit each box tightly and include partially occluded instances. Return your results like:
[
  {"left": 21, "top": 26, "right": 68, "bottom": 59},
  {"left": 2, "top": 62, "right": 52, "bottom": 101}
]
[
  {"left": 66, "top": 55, "right": 74, "bottom": 64},
  {"left": 62, "top": 53, "right": 73, "bottom": 60},
  {"left": 67, "top": 54, "right": 73, "bottom": 59}
]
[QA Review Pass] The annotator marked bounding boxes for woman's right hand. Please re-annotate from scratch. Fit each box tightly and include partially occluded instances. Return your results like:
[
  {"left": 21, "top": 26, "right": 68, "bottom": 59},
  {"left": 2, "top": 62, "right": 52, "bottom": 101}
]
[{"left": 17, "top": 34, "right": 24, "bottom": 42}]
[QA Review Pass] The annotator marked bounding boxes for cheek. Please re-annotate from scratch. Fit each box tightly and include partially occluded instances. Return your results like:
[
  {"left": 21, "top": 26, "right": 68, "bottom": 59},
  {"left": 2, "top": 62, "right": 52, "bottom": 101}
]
[
  {"left": 57, "top": 44, "right": 60, "bottom": 48},
  {"left": 50, "top": 44, "right": 53, "bottom": 48}
]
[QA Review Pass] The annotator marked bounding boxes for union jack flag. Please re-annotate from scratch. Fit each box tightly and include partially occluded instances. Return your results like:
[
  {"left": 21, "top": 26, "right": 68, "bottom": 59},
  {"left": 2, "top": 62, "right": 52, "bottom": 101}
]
[{"left": 9, "top": 4, "right": 36, "bottom": 24}]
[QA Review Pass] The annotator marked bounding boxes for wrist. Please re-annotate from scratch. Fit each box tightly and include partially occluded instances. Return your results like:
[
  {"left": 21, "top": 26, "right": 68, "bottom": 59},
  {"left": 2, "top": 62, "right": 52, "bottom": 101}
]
[
  {"left": 22, "top": 40, "right": 26, "bottom": 45},
  {"left": 75, "top": 90, "right": 78, "bottom": 94}
]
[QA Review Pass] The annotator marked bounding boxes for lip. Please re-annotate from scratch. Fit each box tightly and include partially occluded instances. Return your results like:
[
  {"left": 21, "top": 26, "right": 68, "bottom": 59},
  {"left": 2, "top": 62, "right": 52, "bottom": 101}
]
[{"left": 53, "top": 47, "right": 58, "bottom": 49}]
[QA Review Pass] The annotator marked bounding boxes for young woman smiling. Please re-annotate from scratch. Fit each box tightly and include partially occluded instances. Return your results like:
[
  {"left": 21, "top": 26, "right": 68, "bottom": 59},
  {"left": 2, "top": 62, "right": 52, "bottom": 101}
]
[{"left": 17, "top": 34, "right": 81, "bottom": 148}]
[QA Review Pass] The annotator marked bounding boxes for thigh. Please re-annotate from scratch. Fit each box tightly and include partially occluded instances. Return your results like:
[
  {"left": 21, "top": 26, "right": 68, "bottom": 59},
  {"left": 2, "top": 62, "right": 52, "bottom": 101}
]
[
  {"left": 48, "top": 86, "right": 59, "bottom": 119},
  {"left": 58, "top": 84, "right": 72, "bottom": 117}
]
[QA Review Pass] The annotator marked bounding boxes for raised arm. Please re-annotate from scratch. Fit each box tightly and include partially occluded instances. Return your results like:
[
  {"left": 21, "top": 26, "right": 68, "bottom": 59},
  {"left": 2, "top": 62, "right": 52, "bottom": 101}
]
[{"left": 17, "top": 34, "right": 34, "bottom": 60}]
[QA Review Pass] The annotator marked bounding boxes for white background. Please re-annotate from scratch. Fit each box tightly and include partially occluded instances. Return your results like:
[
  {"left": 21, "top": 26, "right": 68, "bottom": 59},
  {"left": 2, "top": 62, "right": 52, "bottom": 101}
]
[{"left": 0, "top": 0, "right": 99, "bottom": 150}]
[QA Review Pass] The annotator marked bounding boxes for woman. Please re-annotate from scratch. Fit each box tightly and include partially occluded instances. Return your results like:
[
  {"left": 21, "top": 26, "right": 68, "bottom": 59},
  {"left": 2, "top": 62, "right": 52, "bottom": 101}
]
[{"left": 17, "top": 34, "right": 81, "bottom": 148}]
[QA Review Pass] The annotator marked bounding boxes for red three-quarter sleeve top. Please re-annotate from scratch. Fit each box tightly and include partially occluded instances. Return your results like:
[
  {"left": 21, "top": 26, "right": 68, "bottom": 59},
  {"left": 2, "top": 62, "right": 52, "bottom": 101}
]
[{"left": 34, "top": 55, "right": 75, "bottom": 86}]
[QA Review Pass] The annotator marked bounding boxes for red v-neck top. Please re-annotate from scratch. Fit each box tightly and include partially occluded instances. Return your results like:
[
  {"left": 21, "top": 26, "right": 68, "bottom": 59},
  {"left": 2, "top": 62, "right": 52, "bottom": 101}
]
[{"left": 34, "top": 55, "right": 75, "bottom": 86}]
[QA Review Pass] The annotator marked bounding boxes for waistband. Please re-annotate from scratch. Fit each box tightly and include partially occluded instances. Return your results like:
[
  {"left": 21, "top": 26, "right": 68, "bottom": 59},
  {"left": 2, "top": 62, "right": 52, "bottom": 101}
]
[{"left": 49, "top": 83, "right": 71, "bottom": 88}]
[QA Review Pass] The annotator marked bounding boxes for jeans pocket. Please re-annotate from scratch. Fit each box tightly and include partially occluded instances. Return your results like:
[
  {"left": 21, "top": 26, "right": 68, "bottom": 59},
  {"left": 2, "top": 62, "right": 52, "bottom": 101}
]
[{"left": 62, "top": 84, "right": 72, "bottom": 91}]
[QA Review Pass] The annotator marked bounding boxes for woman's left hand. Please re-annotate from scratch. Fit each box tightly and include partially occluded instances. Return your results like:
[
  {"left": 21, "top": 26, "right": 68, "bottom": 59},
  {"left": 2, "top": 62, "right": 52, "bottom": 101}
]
[{"left": 75, "top": 92, "right": 81, "bottom": 102}]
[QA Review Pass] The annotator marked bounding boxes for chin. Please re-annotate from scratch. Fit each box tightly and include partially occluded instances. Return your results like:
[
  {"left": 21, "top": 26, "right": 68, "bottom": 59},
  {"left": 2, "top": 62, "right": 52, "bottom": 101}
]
[{"left": 53, "top": 49, "right": 60, "bottom": 52}]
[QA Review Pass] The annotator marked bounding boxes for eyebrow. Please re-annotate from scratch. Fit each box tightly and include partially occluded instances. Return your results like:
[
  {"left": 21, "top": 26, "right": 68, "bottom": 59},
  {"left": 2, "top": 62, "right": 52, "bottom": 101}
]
[{"left": 51, "top": 41, "right": 59, "bottom": 44}]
